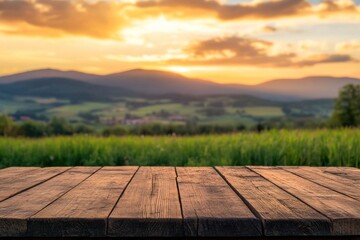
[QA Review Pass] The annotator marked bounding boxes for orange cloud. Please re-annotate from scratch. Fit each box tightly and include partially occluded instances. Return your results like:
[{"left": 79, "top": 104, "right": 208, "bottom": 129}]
[
  {"left": 261, "top": 26, "right": 278, "bottom": 33},
  {"left": 0, "top": 0, "right": 358, "bottom": 39},
  {"left": 336, "top": 40, "right": 360, "bottom": 52},
  {"left": 166, "top": 36, "right": 355, "bottom": 67},
  {"left": 0, "top": 0, "right": 131, "bottom": 39},
  {"left": 136, "top": 0, "right": 359, "bottom": 20},
  {"left": 316, "top": 0, "right": 359, "bottom": 15}
]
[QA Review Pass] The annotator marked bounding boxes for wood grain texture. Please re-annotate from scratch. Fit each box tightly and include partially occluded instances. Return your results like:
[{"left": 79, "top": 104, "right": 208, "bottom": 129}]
[
  {"left": 176, "top": 167, "right": 262, "bottom": 237},
  {"left": 28, "top": 166, "right": 138, "bottom": 237},
  {"left": 108, "top": 167, "right": 183, "bottom": 237},
  {"left": 0, "top": 167, "right": 98, "bottom": 237},
  {"left": 0, "top": 167, "right": 69, "bottom": 202},
  {"left": 283, "top": 167, "right": 360, "bottom": 200},
  {"left": 0, "top": 166, "right": 359, "bottom": 238},
  {"left": 317, "top": 167, "right": 360, "bottom": 181},
  {"left": 250, "top": 167, "right": 360, "bottom": 235},
  {"left": 216, "top": 167, "right": 331, "bottom": 236},
  {"left": 0, "top": 167, "right": 39, "bottom": 178}
]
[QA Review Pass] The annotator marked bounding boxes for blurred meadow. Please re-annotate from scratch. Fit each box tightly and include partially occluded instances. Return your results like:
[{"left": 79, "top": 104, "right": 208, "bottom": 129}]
[{"left": 1, "top": 129, "right": 359, "bottom": 168}]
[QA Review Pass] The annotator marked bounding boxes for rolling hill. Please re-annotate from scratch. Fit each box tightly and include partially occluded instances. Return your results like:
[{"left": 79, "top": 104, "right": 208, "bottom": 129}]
[
  {"left": 0, "top": 78, "right": 134, "bottom": 102},
  {"left": 0, "top": 69, "right": 100, "bottom": 84},
  {"left": 1, "top": 69, "right": 359, "bottom": 100},
  {"left": 0, "top": 69, "right": 295, "bottom": 100},
  {"left": 257, "top": 76, "right": 360, "bottom": 99},
  {"left": 95, "top": 69, "right": 230, "bottom": 94}
]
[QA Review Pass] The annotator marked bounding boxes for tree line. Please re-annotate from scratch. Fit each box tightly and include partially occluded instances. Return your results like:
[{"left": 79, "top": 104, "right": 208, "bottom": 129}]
[{"left": 0, "top": 115, "right": 248, "bottom": 137}]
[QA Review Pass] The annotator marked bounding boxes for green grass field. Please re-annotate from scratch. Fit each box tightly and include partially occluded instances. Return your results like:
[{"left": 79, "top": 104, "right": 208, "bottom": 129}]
[{"left": 1, "top": 129, "right": 359, "bottom": 168}]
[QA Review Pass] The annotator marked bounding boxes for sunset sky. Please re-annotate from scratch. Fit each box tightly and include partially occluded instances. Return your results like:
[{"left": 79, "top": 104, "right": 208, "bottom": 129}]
[{"left": 1, "top": 0, "right": 360, "bottom": 84}]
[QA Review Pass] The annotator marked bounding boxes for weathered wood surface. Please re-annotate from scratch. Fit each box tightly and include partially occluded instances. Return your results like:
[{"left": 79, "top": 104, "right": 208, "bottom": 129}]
[
  {"left": 0, "top": 166, "right": 359, "bottom": 238},
  {"left": 283, "top": 167, "right": 360, "bottom": 200},
  {"left": 29, "top": 167, "right": 137, "bottom": 237},
  {"left": 314, "top": 167, "right": 360, "bottom": 182},
  {"left": 177, "top": 167, "right": 262, "bottom": 237},
  {"left": 0, "top": 167, "right": 69, "bottom": 202},
  {"left": 0, "top": 167, "right": 98, "bottom": 236},
  {"left": 216, "top": 167, "right": 331, "bottom": 236},
  {"left": 251, "top": 167, "right": 360, "bottom": 235},
  {"left": 109, "top": 167, "right": 182, "bottom": 237}
]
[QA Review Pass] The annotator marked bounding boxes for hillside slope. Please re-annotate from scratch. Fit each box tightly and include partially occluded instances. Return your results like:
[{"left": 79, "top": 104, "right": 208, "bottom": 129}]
[
  {"left": 1, "top": 69, "right": 359, "bottom": 100},
  {"left": 258, "top": 76, "right": 360, "bottom": 99},
  {"left": 0, "top": 78, "right": 134, "bottom": 101},
  {"left": 0, "top": 69, "right": 100, "bottom": 84}
]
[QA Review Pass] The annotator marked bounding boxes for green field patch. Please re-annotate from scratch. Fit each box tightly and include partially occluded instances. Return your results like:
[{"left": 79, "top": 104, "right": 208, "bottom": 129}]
[
  {"left": 95, "top": 102, "right": 127, "bottom": 118},
  {"left": 122, "top": 97, "right": 147, "bottom": 102},
  {"left": 15, "top": 97, "right": 68, "bottom": 105},
  {"left": 240, "top": 107, "right": 285, "bottom": 117},
  {"left": 200, "top": 115, "right": 255, "bottom": 126},
  {"left": 132, "top": 103, "right": 197, "bottom": 116},
  {"left": 48, "top": 102, "right": 110, "bottom": 118},
  {"left": 34, "top": 98, "right": 61, "bottom": 104},
  {"left": 0, "top": 100, "right": 39, "bottom": 113},
  {"left": 205, "top": 96, "right": 235, "bottom": 106},
  {"left": 148, "top": 99, "right": 172, "bottom": 104},
  {"left": 226, "top": 107, "right": 241, "bottom": 114}
]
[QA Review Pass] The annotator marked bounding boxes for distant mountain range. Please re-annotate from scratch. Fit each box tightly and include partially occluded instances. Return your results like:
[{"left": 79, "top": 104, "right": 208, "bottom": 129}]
[
  {"left": 1, "top": 68, "right": 359, "bottom": 101},
  {"left": 0, "top": 78, "right": 134, "bottom": 102}
]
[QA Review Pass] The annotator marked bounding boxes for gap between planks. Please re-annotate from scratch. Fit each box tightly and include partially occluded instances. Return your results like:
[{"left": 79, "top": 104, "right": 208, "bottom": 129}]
[
  {"left": 105, "top": 166, "right": 140, "bottom": 236},
  {"left": 249, "top": 166, "right": 360, "bottom": 235},
  {"left": 214, "top": 167, "right": 266, "bottom": 236},
  {"left": 0, "top": 166, "right": 359, "bottom": 238},
  {"left": 281, "top": 167, "right": 360, "bottom": 201},
  {"left": 28, "top": 167, "right": 102, "bottom": 220},
  {"left": 0, "top": 167, "right": 72, "bottom": 203}
]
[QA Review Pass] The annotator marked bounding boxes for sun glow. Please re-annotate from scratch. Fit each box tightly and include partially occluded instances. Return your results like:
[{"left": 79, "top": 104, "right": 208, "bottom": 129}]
[
  {"left": 1, "top": 0, "right": 360, "bottom": 83},
  {"left": 165, "top": 66, "right": 191, "bottom": 73},
  {"left": 121, "top": 16, "right": 188, "bottom": 38}
]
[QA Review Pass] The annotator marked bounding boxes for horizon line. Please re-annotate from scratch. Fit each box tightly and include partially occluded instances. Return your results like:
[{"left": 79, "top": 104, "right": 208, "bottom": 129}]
[{"left": 1, "top": 67, "right": 359, "bottom": 86}]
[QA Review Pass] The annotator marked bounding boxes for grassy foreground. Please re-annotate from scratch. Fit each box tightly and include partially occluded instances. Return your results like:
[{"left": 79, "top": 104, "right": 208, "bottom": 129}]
[{"left": 0, "top": 129, "right": 359, "bottom": 168}]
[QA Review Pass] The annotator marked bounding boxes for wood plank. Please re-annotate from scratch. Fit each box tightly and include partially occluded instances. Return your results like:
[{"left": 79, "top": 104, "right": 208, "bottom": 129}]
[
  {"left": 283, "top": 167, "right": 360, "bottom": 200},
  {"left": 0, "top": 167, "right": 70, "bottom": 202},
  {"left": 319, "top": 167, "right": 360, "bottom": 181},
  {"left": 28, "top": 166, "right": 138, "bottom": 237},
  {"left": 0, "top": 167, "right": 39, "bottom": 177},
  {"left": 0, "top": 167, "right": 40, "bottom": 187},
  {"left": 250, "top": 167, "right": 360, "bottom": 235},
  {"left": 216, "top": 167, "right": 331, "bottom": 236},
  {"left": 0, "top": 167, "right": 99, "bottom": 237},
  {"left": 109, "top": 167, "right": 183, "bottom": 237},
  {"left": 176, "top": 167, "right": 261, "bottom": 237}
]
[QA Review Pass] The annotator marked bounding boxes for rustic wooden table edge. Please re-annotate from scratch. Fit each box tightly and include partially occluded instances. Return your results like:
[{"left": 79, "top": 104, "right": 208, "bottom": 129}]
[{"left": 0, "top": 166, "right": 359, "bottom": 238}]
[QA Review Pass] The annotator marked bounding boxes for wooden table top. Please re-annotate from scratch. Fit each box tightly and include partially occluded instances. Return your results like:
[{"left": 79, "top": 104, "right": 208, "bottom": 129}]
[{"left": 0, "top": 166, "right": 359, "bottom": 238}]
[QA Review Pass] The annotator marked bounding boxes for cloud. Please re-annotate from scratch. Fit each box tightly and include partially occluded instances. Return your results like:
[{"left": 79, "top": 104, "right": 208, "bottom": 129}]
[
  {"left": 298, "top": 40, "right": 329, "bottom": 51},
  {"left": 165, "top": 36, "right": 355, "bottom": 67},
  {"left": 0, "top": 0, "right": 131, "bottom": 38},
  {"left": 315, "top": 0, "right": 359, "bottom": 15},
  {"left": 261, "top": 25, "right": 278, "bottom": 33},
  {"left": 295, "top": 54, "right": 354, "bottom": 67},
  {"left": 0, "top": 0, "right": 358, "bottom": 39},
  {"left": 336, "top": 40, "right": 360, "bottom": 52},
  {"left": 136, "top": 0, "right": 360, "bottom": 20}
]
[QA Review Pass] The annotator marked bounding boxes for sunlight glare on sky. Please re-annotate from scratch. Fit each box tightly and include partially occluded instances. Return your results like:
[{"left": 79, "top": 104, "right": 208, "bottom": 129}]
[{"left": 0, "top": 0, "right": 360, "bottom": 84}]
